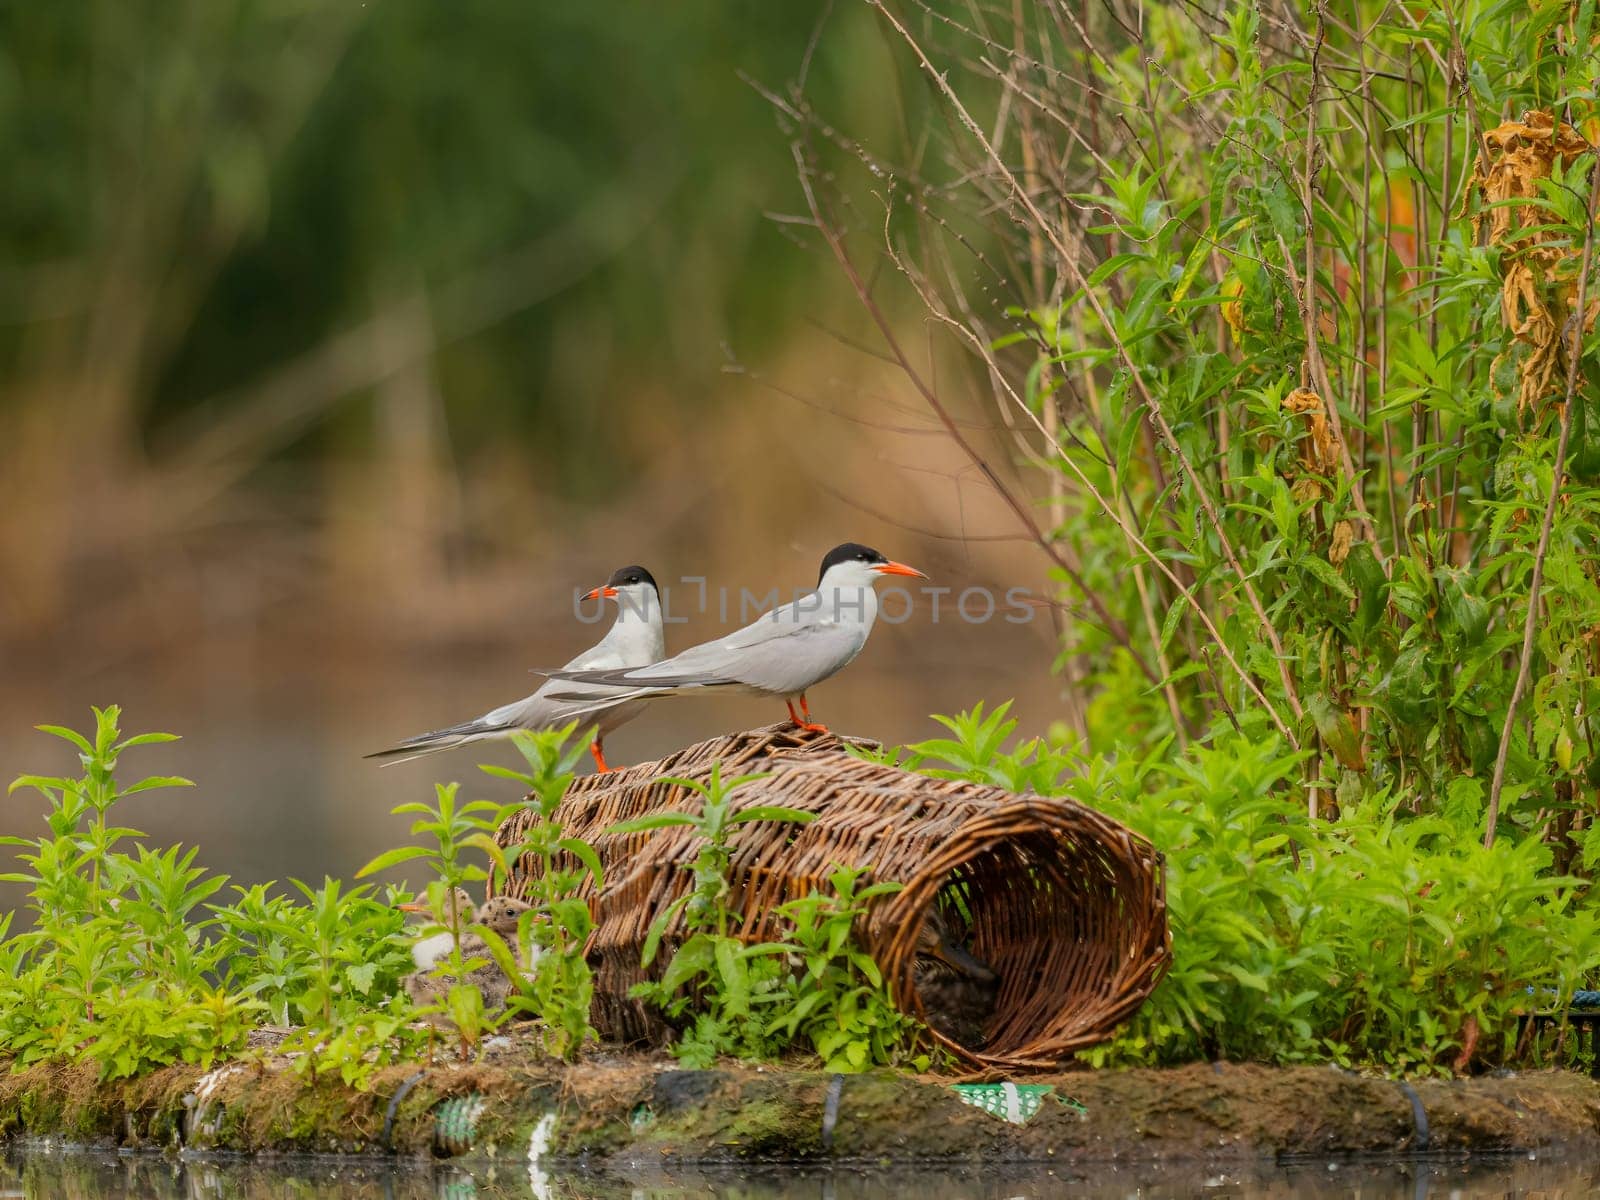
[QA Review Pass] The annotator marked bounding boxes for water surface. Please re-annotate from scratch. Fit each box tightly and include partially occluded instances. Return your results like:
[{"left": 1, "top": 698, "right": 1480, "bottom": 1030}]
[{"left": 7, "top": 1148, "right": 1597, "bottom": 1199}]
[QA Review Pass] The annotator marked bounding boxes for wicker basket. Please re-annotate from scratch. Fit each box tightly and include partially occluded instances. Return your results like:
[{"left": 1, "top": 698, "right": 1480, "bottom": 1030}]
[{"left": 495, "top": 724, "right": 1169, "bottom": 1071}]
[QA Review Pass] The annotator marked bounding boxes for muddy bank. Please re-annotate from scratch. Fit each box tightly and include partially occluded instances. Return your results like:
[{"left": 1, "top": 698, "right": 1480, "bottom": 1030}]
[{"left": 1, "top": 1051, "right": 1597, "bottom": 1165}]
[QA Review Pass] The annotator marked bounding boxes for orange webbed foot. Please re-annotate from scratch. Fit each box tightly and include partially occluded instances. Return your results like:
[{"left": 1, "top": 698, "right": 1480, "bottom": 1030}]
[{"left": 786, "top": 698, "right": 829, "bottom": 734}]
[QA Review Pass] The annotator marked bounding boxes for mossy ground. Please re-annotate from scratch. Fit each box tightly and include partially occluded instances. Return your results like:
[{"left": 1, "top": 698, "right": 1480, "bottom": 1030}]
[{"left": 1, "top": 1035, "right": 1597, "bottom": 1165}]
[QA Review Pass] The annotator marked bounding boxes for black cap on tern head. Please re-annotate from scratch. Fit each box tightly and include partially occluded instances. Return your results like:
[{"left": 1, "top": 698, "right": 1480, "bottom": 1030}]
[
  {"left": 818, "top": 542, "right": 888, "bottom": 584},
  {"left": 605, "top": 564, "right": 659, "bottom": 595}
]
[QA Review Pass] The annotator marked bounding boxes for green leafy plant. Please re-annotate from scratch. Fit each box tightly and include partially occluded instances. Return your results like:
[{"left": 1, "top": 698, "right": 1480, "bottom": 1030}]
[
  {"left": 0, "top": 708, "right": 422, "bottom": 1083},
  {"left": 897, "top": 704, "right": 1600, "bottom": 1073},
  {"left": 82, "top": 986, "right": 265, "bottom": 1082},
  {"left": 0, "top": 707, "right": 230, "bottom": 1077},
  {"left": 280, "top": 1009, "right": 425, "bottom": 1089},
  {"left": 768, "top": 867, "right": 930, "bottom": 1073},
  {"left": 281, "top": 878, "right": 412, "bottom": 1028},
  {"left": 618, "top": 764, "right": 813, "bottom": 1067},
  {"left": 357, "top": 778, "right": 521, "bottom": 1056},
  {"left": 799, "top": 3, "right": 1600, "bottom": 818},
  {"left": 354, "top": 725, "right": 605, "bottom": 1061},
  {"left": 478, "top": 726, "right": 601, "bottom": 1059},
  {"left": 779, "top": 0, "right": 1600, "bottom": 1075},
  {"left": 359, "top": 780, "right": 509, "bottom": 938},
  {"left": 0, "top": 710, "right": 600, "bottom": 1081},
  {"left": 5, "top": 706, "right": 192, "bottom": 931}
]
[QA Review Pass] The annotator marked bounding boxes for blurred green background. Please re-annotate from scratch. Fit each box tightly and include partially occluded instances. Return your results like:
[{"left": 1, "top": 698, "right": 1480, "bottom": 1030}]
[{"left": 0, "top": 0, "right": 1057, "bottom": 888}]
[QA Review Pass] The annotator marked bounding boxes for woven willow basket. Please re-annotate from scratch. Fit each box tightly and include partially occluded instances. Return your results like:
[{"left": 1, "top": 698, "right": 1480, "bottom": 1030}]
[{"left": 496, "top": 724, "right": 1169, "bottom": 1071}]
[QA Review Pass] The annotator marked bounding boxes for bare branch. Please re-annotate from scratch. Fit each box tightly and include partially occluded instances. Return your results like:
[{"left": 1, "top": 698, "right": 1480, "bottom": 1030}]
[{"left": 791, "top": 141, "right": 1165, "bottom": 687}]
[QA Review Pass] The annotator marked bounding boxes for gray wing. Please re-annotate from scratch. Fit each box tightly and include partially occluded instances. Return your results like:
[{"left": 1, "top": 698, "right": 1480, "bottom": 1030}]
[
  {"left": 472, "top": 635, "right": 640, "bottom": 726},
  {"left": 487, "top": 639, "right": 655, "bottom": 726},
  {"left": 544, "top": 598, "right": 864, "bottom": 699}
]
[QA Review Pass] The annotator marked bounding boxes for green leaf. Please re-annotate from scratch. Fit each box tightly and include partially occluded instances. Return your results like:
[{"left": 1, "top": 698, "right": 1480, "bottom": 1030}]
[
  {"left": 479, "top": 764, "right": 537, "bottom": 785},
  {"left": 34, "top": 725, "right": 94, "bottom": 754},
  {"left": 558, "top": 837, "right": 605, "bottom": 890},
  {"left": 608, "top": 814, "right": 697, "bottom": 834},
  {"left": 354, "top": 845, "right": 433, "bottom": 878},
  {"left": 121, "top": 776, "right": 196, "bottom": 795},
  {"left": 389, "top": 802, "right": 436, "bottom": 817},
  {"left": 475, "top": 927, "right": 525, "bottom": 983},
  {"left": 659, "top": 936, "right": 715, "bottom": 993},
  {"left": 1306, "top": 693, "right": 1363, "bottom": 771},
  {"left": 1298, "top": 552, "right": 1355, "bottom": 600},
  {"left": 728, "top": 805, "right": 816, "bottom": 826},
  {"left": 116, "top": 732, "right": 182, "bottom": 749},
  {"left": 641, "top": 894, "right": 692, "bottom": 967},
  {"left": 713, "top": 938, "right": 747, "bottom": 1016},
  {"left": 1168, "top": 232, "right": 1214, "bottom": 308},
  {"left": 345, "top": 962, "right": 378, "bottom": 996},
  {"left": 8, "top": 774, "right": 74, "bottom": 795}
]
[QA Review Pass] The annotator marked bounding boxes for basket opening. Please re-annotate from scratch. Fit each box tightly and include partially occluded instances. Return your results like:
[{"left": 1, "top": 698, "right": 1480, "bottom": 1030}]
[{"left": 904, "top": 828, "right": 1132, "bottom": 1058}]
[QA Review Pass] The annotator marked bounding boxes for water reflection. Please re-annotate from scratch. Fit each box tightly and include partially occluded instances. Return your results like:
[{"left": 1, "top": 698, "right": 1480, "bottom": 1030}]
[{"left": 6, "top": 1150, "right": 1598, "bottom": 1200}]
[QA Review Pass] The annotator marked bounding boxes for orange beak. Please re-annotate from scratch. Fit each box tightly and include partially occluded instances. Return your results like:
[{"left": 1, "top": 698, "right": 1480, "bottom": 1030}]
[
  {"left": 398, "top": 902, "right": 431, "bottom": 914},
  {"left": 582, "top": 585, "right": 620, "bottom": 601},
  {"left": 874, "top": 560, "right": 928, "bottom": 579}
]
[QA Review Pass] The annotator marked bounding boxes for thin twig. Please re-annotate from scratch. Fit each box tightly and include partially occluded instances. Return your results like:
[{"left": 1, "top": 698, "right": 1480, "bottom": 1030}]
[
  {"left": 791, "top": 143, "right": 1160, "bottom": 685},
  {"left": 873, "top": 189, "right": 1297, "bottom": 746},
  {"left": 868, "top": 0, "right": 1306, "bottom": 725}
]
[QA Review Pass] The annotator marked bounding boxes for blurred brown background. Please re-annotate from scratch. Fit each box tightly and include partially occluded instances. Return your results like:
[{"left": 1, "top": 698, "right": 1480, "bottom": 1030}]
[{"left": 0, "top": 1, "right": 1064, "bottom": 892}]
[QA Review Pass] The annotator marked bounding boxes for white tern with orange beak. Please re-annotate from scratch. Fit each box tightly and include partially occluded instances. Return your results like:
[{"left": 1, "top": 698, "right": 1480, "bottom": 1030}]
[
  {"left": 367, "top": 564, "right": 665, "bottom": 772},
  {"left": 541, "top": 543, "right": 926, "bottom": 732}
]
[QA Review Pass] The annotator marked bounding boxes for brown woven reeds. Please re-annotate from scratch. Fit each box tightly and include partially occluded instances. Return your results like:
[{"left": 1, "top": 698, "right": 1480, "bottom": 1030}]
[{"left": 496, "top": 724, "right": 1169, "bottom": 1071}]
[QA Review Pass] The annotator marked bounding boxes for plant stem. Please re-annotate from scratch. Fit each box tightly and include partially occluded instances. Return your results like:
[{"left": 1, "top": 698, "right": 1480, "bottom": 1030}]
[{"left": 1484, "top": 155, "right": 1600, "bottom": 849}]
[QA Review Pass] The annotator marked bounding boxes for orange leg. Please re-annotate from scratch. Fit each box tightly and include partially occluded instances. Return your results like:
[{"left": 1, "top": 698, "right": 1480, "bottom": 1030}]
[
  {"left": 786, "top": 694, "right": 828, "bottom": 734},
  {"left": 590, "top": 741, "right": 613, "bottom": 773}
]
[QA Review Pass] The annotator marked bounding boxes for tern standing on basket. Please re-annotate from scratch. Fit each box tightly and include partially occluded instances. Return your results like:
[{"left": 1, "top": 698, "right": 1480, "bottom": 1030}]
[
  {"left": 367, "top": 564, "right": 666, "bottom": 772},
  {"left": 541, "top": 542, "right": 925, "bottom": 732}
]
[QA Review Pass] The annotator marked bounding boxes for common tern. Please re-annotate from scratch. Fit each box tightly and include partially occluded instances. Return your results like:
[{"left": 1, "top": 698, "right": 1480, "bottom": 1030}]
[
  {"left": 368, "top": 564, "right": 665, "bottom": 772},
  {"left": 541, "top": 543, "right": 925, "bottom": 732}
]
